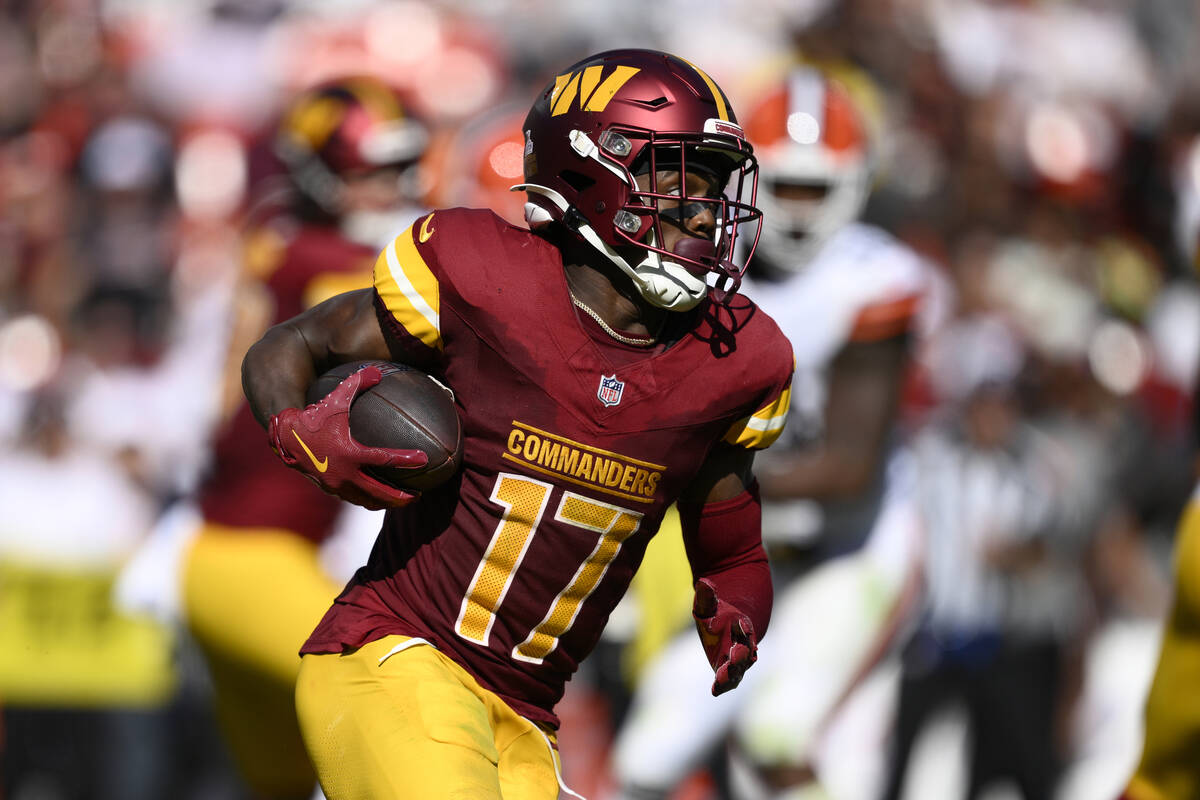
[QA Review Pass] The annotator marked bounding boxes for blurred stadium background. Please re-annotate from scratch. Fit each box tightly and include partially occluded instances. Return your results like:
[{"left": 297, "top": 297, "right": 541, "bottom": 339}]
[{"left": 0, "top": 0, "right": 1197, "bottom": 799}]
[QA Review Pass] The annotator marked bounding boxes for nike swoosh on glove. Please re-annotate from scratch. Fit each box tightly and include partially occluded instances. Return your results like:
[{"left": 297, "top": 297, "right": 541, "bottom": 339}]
[
  {"left": 269, "top": 365, "right": 428, "bottom": 511},
  {"left": 692, "top": 577, "right": 758, "bottom": 696}
]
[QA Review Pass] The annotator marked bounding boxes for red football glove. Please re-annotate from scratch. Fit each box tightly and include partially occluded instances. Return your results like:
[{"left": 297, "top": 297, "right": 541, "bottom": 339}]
[
  {"left": 692, "top": 577, "right": 758, "bottom": 696},
  {"left": 268, "top": 366, "right": 428, "bottom": 511}
]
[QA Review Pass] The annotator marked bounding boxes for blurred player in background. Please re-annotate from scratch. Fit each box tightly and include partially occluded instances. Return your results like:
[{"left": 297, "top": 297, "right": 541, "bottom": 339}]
[
  {"left": 119, "top": 75, "right": 430, "bottom": 800},
  {"left": 422, "top": 100, "right": 530, "bottom": 228},
  {"left": 1122, "top": 400, "right": 1200, "bottom": 800},
  {"left": 613, "top": 66, "right": 935, "bottom": 800},
  {"left": 241, "top": 48, "right": 794, "bottom": 799}
]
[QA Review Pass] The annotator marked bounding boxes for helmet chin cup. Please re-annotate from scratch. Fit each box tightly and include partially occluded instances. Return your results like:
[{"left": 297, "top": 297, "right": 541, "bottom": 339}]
[
  {"left": 665, "top": 236, "right": 740, "bottom": 304},
  {"left": 518, "top": 182, "right": 705, "bottom": 311},
  {"left": 630, "top": 249, "right": 707, "bottom": 311}
]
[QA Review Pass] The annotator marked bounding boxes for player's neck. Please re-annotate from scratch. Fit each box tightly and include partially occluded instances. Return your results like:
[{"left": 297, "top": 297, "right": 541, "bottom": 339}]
[{"left": 563, "top": 262, "right": 666, "bottom": 342}]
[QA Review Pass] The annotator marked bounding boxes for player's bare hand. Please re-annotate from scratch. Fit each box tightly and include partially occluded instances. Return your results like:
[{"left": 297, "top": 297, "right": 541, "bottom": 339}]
[{"left": 269, "top": 366, "right": 428, "bottom": 510}]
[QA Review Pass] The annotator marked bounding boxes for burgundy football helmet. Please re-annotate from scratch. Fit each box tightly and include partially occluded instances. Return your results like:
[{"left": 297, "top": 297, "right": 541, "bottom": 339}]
[
  {"left": 517, "top": 49, "right": 761, "bottom": 310},
  {"left": 273, "top": 75, "right": 429, "bottom": 216}
]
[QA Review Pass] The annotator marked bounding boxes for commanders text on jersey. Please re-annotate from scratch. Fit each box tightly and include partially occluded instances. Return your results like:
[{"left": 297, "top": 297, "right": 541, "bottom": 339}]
[{"left": 504, "top": 421, "right": 663, "bottom": 503}]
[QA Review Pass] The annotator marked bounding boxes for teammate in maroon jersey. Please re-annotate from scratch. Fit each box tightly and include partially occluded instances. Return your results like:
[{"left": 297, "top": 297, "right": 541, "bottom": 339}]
[
  {"left": 182, "top": 76, "right": 428, "bottom": 799},
  {"left": 243, "top": 50, "right": 794, "bottom": 799}
]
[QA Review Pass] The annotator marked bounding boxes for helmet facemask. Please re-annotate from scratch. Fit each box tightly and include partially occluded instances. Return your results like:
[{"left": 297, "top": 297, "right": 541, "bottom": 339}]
[
  {"left": 521, "top": 124, "right": 760, "bottom": 311},
  {"left": 754, "top": 156, "right": 868, "bottom": 271},
  {"left": 620, "top": 129, "right": 761, "bottom": 306}
]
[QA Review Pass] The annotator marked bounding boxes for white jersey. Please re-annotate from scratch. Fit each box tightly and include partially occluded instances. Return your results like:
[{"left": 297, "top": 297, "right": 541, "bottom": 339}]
[
  {"left": 613, "top": 225, "right": 941, "bottom": 798},
  {"left": 741, "top": 222, "right": 933, "bottom": 442}
]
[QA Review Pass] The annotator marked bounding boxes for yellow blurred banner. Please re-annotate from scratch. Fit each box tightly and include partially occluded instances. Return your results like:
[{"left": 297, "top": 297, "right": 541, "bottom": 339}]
[
  {"left": 0, "top": 561, "right": 175, "bottom": 708},
  {"left": 625, "top": 504, "right": 694, "bottom": 682}
]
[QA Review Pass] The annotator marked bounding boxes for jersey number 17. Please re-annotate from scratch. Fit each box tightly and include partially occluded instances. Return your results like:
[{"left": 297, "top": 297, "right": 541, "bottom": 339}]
[{"left": 455, "top": 472, "right": 643, "bottom": 665}]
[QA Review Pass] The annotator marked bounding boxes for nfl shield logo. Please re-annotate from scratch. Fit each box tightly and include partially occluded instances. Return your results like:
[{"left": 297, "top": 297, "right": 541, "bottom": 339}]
[{"left": 597, "top": 374, "right": 624, "bottom": 407}]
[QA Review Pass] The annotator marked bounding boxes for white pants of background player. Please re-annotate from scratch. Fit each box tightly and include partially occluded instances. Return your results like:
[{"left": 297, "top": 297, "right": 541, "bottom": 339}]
[{"left": 611, "top": 456, "right": 922, "bottom": 799}]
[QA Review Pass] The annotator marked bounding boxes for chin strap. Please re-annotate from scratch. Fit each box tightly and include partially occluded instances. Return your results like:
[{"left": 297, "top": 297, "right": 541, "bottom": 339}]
[{"left": 512, "top": 182, "right": 707, "bottom": 311}]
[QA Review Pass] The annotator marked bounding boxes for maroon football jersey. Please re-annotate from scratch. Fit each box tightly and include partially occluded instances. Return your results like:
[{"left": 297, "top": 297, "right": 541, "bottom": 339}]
[
  {"left": 199, "top": 223, "right": 376, "bottom": 542},
  {"left": 302, "top": 208, "right": 793, "bottom": 726}
]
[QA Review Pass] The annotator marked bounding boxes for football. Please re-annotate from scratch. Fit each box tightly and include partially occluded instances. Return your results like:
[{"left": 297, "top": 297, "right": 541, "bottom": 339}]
[{"left": 306, "top": 360, "right": 463, "bottom": 491}]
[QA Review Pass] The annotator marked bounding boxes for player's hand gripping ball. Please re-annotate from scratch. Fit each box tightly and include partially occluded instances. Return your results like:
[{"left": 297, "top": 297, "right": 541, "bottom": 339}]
[
  {"left": 269, "top": 362, "right": 462, "bottom": 510},
  {"left": 692, "top": 577, "right": 758, "bottom": 696}
]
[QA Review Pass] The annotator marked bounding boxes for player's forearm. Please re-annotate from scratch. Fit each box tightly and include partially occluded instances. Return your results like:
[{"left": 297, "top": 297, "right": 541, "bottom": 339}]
[
  {"left": 681, "top": 486, "right": 773, "bottom": 638},
  {"left": 694, "top": 547, "right": 772, "bottom": 639},
  {"left": 242, "top": 289, "right": 394, "bottom": 429},
  {"left": 242, "top": 321, "right": 320, "bottom": 428},
  {"left": 755, "top": 447, "right": 878, "bottom": 501},
  {"left": 758, "top": 335, "right": 907, "bottom": 501}
]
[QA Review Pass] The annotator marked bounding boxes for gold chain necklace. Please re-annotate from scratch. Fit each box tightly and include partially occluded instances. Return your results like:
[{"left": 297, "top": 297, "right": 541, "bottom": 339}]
[{"left": 569, "top": 291, "right": 660, "bottom": 347}]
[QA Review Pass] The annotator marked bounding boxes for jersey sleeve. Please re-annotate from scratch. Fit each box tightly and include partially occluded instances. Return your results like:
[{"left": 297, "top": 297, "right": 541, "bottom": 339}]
[
  {"left": 848, "top": 293, "right": 921, "bottom": 342},
  {"left": 722, "top": 352, "right": 795, "bottom": 451},
  {"left": 256, "top": 222, "right": 377, "bottom": 321},
  {"left": 372, "top": 214, "right": 445, "bottom": 370}
]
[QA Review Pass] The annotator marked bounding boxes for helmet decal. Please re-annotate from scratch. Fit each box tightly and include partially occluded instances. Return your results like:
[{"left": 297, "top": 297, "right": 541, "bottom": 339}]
[
  {"left": 678, "top": 58, "right": 729, "bottom": 122},
  {"left": 551, "top": 66, "right": 641, "bottom": 116},
  {"left": 283, "top": 95, "right": 345, "bottom": 152}
]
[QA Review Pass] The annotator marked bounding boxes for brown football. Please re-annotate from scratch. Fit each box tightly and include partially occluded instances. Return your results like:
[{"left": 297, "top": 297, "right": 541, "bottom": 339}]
[{"left": 306, "top": 360, "right": 463, "bottom": 491}]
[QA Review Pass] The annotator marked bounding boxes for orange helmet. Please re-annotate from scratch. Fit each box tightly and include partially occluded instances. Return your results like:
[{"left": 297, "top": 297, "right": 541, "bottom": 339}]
[
  {"left": 743, "top": 67, "right": 870, "bottom": 270},
  {"left": 432, "top": 102, "right": 528, "bottom": 227}
]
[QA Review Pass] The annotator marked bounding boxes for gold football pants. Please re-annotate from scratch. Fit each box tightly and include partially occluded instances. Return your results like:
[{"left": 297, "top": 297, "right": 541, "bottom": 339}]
[
  {"left": 1127, "top": 496, "right": 1200, "bottom": 800},
  {"left": 184, "top": 525, "right": 342, "bottom": 799},
  {"left": 296, "top": 635, "right": 565, "bottom": 800}
]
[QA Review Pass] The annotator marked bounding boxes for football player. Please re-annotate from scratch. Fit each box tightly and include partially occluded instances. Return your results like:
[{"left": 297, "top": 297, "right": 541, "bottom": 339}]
[
  {"left": 1122, "top": 471, "right": 1200, "bottom": 800},
  {"left": 423, "top": 101, "right": 530, "bottom": 228},
  {"left": 612, "top": 67, "right": 934, "bottom": 800},
  {"left": 135, "top": 76, "right": 430, "bottom": 800},
  {"left": 241, "top": 49, "right": 795, "bottom": 799}
]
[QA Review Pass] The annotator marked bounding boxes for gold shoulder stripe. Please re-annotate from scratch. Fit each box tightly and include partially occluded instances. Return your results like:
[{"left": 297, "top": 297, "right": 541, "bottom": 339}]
[
  {"left": 679, "top": 58, "right": 728, "bottom": 121},
  {"left": 722, "top": 383, "right": 792, "bottom": 450},
  {"left": 372, "top": 225, "right": 442, "bottom": 350}
]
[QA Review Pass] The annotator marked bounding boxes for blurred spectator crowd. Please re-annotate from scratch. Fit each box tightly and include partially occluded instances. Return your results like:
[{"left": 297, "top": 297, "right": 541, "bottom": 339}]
[{"left": 0, "top": 1, "right": 1198, "bottom": 799}]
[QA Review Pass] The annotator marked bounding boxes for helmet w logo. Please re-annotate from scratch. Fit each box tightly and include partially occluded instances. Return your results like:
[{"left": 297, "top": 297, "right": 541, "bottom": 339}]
[{"left": 551, "top": 66, "right": 641, "bottom": 117}]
